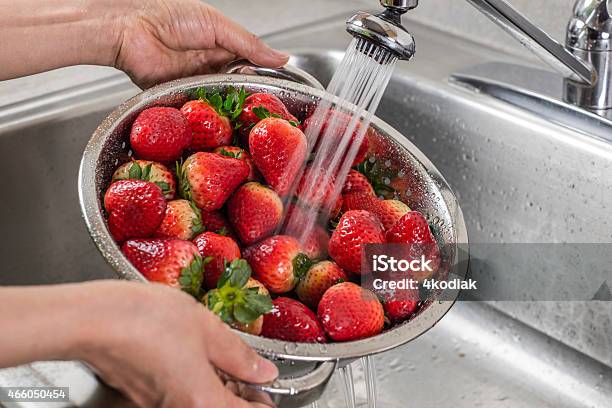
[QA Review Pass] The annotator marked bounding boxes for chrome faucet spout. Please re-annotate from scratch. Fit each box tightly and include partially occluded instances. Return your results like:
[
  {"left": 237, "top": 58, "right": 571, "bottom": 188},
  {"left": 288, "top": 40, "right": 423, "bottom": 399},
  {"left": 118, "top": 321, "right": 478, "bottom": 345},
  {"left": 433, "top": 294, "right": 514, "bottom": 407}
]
[{"left": 466, "top": 0, "right": 597, "bottom": 85}]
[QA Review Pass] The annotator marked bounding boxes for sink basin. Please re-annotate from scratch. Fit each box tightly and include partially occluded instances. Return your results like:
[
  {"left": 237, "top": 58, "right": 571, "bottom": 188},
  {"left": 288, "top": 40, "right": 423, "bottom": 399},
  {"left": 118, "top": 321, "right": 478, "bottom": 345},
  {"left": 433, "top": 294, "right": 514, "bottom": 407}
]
[{"left": 0, "top": 17, "right": 610, "bottom": 408}]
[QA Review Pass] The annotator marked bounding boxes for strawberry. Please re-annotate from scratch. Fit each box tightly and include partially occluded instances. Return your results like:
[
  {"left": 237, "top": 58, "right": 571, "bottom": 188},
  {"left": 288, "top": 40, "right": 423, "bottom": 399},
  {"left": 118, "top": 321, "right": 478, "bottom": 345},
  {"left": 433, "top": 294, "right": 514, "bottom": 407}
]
[
  {"left": 177, "top": 152, "right": 249, "bottom": 211},
  {"left": 155, "top": 199, "right": 203, "bottom": 240},
  {"left": 243, "top": 235, "right": 310, "bottom": 294},
  {"left": 285, "top": 205, "right": 329, "bottom": 259},
  {"left": 200, "top": 210, "right": 236, "bottom": 238},
  {"left": 180, "top": 87, "right": 246, "bottom": 151},
  {"left": 377, "top": 283, "right": 420, "bottom": 324},
  {"left": 304, "top": 109, "right": 369, "bottom": 166},
  {"left": 112, "top": 160, "right": 176, "bottom": 200},
  {"left": 227, "top": 182, "right": 283, "bottom": 245},
  {"left": 296, "top": 261, "right": 347, "bottom": 309},
  {"left": 238, "top": 93, "right": 299, "bottom": 142},
  {"left": 328, "top": 210, "right": 385, "bottom": 274},
  {"left": 342, "top": 192, "right": 410, "bottom": 230},
  {"left": 193, "top": 231, "right": 241, "bottom": 290},
  {"left": 204, "top": 259, "right": 273, "bottom": 335},
  {"left": 385, "top": 211, "right": 440, "bottom": 280},
  {"left": 317, "top": 282, "right": 384, "bottom": 341},
  {"left": 343, "top": 169, "right": 375, "bottom": 196},
  {"left": 296, "top": 165, "right": 338, "bottom": 212},
  {"left": 104, "top": 180, "right": 167, "bottom": 242},
  {"left": 213, "top": 146, "right": 259, "bottom": 181},
  {"left": 249, "top": 117, "right": 307, "bottom": 197},
  {"left": 122, "top": 238, "right": 204, "bottom": 297},
  {"left": 261, "top": 297, "right": 327, "bottom": 343},
  {"left": 130, "top": 107, "right": 191, "bottom": 162}
]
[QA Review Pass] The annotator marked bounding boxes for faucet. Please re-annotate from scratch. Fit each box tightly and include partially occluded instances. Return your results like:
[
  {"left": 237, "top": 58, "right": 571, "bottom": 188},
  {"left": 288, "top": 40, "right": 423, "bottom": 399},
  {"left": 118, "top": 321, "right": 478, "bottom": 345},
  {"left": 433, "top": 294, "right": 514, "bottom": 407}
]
[{"left": 346, "top": 0, "right": 612, "bottom": 117}]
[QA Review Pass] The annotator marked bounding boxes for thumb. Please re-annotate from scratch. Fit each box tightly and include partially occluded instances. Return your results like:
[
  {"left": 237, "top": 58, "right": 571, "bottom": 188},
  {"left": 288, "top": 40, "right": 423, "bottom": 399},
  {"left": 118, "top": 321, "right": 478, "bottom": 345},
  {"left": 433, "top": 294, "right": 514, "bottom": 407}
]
[
  {"left": 206, "top": 315, "right": 279, "bottom": 384},
  {"left": 209, "top": 6, "right": 289, "bottom": 68}
]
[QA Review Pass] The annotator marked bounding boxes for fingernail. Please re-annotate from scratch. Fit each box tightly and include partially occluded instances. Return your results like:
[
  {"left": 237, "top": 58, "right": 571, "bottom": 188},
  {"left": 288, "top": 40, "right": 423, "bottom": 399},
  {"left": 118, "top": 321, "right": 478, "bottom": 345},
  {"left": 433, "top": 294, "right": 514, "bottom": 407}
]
[
  {"left": 256, "top": 358, "right": 279, "bottom": 381},
  {"left": 267, "top": 48, "right": 290, "bottom": 61}
]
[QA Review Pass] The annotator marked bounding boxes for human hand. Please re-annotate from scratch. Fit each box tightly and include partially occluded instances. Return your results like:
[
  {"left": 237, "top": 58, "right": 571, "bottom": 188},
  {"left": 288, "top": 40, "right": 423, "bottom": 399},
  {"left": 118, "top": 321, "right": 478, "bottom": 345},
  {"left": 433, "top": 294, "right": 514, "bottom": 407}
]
[
  {"left": 112, "top": 0, "right": 290, "bottom": 88},
  {"left": 71, "top": 281, "right": 278, "bottom": 407}
]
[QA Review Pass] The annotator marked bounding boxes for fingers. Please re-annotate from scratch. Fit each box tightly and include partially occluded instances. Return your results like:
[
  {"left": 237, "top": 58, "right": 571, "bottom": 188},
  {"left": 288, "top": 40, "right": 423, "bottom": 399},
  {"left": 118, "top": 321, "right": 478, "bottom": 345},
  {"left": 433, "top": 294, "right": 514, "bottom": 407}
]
[
  {"left": 207, "top": 6, "right": 289, "bottom": 68},
  {"left": 205, "top": 314, "right": 278, "bottom": 384}
]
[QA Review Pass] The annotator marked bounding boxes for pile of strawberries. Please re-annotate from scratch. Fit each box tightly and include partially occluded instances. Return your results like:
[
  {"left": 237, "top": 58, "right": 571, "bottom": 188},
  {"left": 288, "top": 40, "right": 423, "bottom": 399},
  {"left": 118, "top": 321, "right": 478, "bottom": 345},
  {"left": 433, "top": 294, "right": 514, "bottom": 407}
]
[{"left": 103, "top": 86, "right": 440, "bottom": 343}]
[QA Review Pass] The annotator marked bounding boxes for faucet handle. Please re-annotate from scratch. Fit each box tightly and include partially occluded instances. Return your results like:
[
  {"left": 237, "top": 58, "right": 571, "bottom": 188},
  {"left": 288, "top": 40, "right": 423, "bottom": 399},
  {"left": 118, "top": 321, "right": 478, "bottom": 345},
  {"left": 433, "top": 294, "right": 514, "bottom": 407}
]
[{"left": 567, "top": 0, "right": 612, "bottom": 51}]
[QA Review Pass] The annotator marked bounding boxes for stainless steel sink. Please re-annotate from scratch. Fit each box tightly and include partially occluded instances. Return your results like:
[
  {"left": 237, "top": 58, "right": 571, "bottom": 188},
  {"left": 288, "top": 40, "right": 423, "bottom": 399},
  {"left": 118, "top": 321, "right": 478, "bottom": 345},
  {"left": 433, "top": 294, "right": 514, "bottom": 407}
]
[{"left": 1, "top": 16, "right": 611, "bottom": 408}]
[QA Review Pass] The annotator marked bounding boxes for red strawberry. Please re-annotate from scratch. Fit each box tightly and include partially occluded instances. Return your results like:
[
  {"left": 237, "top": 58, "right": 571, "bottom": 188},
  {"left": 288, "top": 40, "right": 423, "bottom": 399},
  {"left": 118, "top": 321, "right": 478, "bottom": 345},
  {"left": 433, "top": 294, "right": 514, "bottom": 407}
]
[
  {"left": 112, "top": 160, "right": 176, "bottom": 200},
  {"left": 238, "top": 93, "right": 298, "bottom": 141},
  {"left": 122, "top": 238, "right": 203, "bottom": 296},
  {"left": 130, "top": 107, "right": 191, "bottom": 162},
  {"left": 285, "top": 205, "right": 329, "bottom": 259},
  {"left": 249, "top": 117, "right": 307, "bottom": 197},
  {"left": 200, "top": 210, "right": 236, "bottom": 237},
  {"left": 296, "top": 261, "right": 347, "bottom": 309},
  {"left": 213, "top": 146, "right": 259, "bottom": 181},
  {"left": 318, "top": 282, "right": 384, "bottom": 341},
  {"left": 296, "top": 165, "right": 338, "bottom": 212},
  {"left": 328, "top": 210, "right": 385, "bottom": 274},
  {"left": 342, "top": 192, "right": 410, "bottom": 230},
  {"left": 155, "top": 199, "right": 203, "bottom": 240},
  {"left": 180, "top": 87, "right": 246, "bottom": 151},
  {"left": 386, "top": 211, "right": 440, "bottom": 280},
  {"left": 343, "top": 169, "right": 375, "bottom": 196},
  {"left": 104, "top": 180, "right": 167, "bottom": 242},
  {"left": 178, "top": 152, "right": 249, "bottom": 211},
  {"left": 227, "top": 182, "right": 283, "bottom": 245},
  {"left": 261, "top": 297, "right": 327, "bottom": 343},
  {"left": 193, "top": 231, "right": 241, "bottom": 289},
  {"left": 243, "top": 235, "right": 310, "bottom": 294},
  {"left": 304, "top": 109, "right": 369, "bottom": 166},
  {"left": 378, "top": 284, "right": 420, "bottom": 324},
  {"left": 204, "top": 259, "right": 273, "bottom": 335}
]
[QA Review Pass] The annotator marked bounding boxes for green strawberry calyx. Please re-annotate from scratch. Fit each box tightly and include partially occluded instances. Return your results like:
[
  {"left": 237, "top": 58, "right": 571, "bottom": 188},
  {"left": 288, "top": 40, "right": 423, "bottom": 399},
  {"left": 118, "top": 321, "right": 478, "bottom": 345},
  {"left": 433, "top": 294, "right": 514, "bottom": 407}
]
[
  {"left": 355, "top": 159, "right": 397, "bottom": 199},
  {"left": 196, "top": 86, "right": 248, "bottom": 121},
  {"left": 189, "top": 201, "right": 204, "bottom": 235},
  {"left": 205, "top": 259, "right": 273, "bottom": 325},
  {"left": 179, "top": 255, "right": 211, "bottom": 298},
  {"left": 218, "top": 148, "right": 243, "bottom": 160},
  {"left": 175, "top": 159, "right": 192, "bottom": 202},
  {"left": 120, "top": 161, "right": 171, "bottom": 196},
  {"left": 292, "top": 253, "right": 313, "bottom": 280},
  {"left": 252, "top": 106, "right": 300, "bottom": 128}
]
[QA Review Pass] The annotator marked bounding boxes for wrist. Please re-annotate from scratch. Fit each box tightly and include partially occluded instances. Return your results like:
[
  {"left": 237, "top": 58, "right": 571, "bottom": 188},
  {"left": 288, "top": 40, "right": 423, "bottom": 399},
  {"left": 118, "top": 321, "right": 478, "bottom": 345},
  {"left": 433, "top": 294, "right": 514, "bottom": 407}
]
[{"left": 79, "top": 0, "right": 134, "bottom": 67}]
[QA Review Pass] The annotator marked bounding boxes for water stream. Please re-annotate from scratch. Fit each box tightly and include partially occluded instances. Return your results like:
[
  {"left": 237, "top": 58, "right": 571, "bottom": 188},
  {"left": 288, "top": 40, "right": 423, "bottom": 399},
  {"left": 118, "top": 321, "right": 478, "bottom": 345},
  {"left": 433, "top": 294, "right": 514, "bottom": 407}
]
[
  {"left": 278, "top": 37, "right": 397, "bottom": 241},
  {"left": 283, "top": 37, "right": 397, "bottom": 407}
]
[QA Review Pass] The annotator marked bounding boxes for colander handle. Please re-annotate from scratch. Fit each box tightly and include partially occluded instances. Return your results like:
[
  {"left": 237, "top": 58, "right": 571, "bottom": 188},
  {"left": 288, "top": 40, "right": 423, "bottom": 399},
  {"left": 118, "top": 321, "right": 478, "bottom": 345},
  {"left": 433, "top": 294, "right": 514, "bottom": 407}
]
[
  {"left": 219, "top": 360, "right": 337, "bottom": 407},
  {"left": 223, "top": 59, "right": 325, "bottom": 90}
]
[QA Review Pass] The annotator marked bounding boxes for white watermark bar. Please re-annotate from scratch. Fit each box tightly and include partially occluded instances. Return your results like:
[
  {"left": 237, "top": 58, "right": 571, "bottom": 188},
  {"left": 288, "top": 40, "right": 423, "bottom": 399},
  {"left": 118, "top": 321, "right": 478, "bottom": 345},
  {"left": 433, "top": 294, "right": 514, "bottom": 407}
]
[{"left": 0, "top": 387, "right": 70, "bottom": 402}]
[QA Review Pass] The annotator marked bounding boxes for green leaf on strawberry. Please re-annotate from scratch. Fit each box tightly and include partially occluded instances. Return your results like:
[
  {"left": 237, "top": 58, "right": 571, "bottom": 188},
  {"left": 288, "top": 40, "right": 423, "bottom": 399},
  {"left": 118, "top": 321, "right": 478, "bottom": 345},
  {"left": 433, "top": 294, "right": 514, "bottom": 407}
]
[
  {"left": 355, "top": 159, "right": 397, "bottom": 199},
  {"left": 218, "top": 148, "right": 242, "bottom": 159},
  {"left": 179, "top": 255, "right": 210, "bottom": 298},
  {"left": 189, "top": 201, "right": 204, "bottom": 235},
  {"left": 194, "top": 86, "right": 248, "bottom": 122},
  {"left": 205, "top": 259, "right": 273, "bottom": 325},
  {"left": 176, "top": 159, "right": 192, "bottom": 202},
  {"left": 292, "top": 253, "right": 313, "bottom": 280},
  {"left": 252, "top": 106, "right": 300, "bottom": 127}
]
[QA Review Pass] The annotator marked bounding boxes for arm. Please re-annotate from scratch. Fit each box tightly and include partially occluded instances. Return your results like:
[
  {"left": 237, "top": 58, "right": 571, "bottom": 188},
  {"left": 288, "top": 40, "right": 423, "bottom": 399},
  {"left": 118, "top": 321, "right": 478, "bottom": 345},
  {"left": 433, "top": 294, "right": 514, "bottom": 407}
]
[
  {"left": 0, "top": 281, "right": 278, "bottom": 407},
  {"left": 0, "top": 0, "right": 289, "bottom": 88}
]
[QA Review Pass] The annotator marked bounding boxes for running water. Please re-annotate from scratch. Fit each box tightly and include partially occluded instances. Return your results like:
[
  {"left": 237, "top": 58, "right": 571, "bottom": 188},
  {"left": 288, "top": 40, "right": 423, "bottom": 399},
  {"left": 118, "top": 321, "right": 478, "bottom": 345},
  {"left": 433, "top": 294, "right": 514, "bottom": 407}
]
[
  {"left": 278, "top": 37, "right": 397, "bottom": 241},
  {"left": 362, "top": 356, "right": 378, "bottom": 408},
  {"left": 278, "top": 37, "right": 397, "bottom": 408},
  {"left": 339, "top": 364, "right": 357, "bottom": 408}
]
